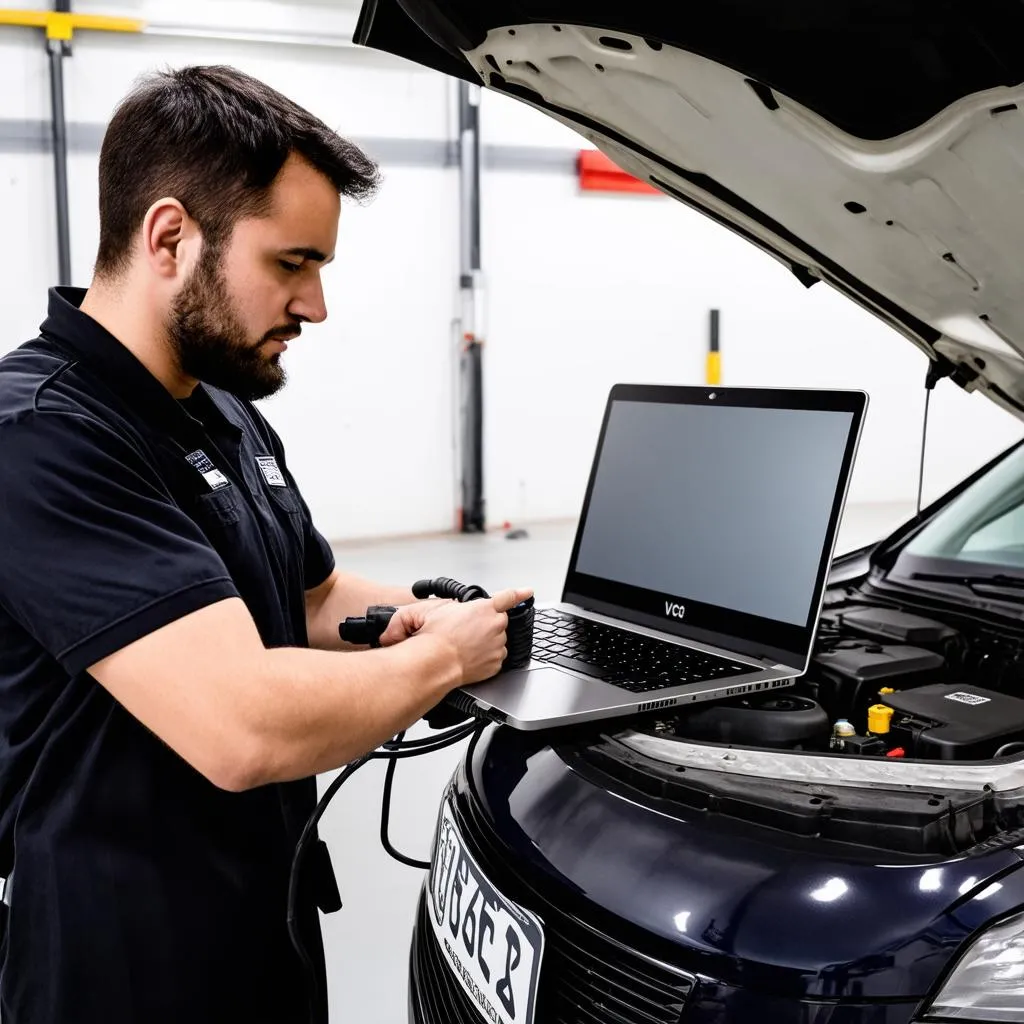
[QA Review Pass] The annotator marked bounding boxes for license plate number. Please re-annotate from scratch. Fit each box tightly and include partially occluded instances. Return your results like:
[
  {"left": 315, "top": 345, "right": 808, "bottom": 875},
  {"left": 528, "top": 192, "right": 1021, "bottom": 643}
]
[{"left": 427, "top": 800, "right": 545, "bottom": 1024}]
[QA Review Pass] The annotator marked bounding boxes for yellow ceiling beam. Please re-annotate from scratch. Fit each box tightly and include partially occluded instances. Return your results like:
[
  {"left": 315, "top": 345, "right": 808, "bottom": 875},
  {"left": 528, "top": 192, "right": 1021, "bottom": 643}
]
[{"left": 0, "top": 10, "right": 145, "bottom": 41}]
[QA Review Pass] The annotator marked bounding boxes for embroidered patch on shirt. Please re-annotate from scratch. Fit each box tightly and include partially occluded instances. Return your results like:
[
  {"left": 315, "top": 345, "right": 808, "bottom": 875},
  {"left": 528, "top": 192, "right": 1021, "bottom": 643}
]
[
  {"left": 256, "top": 456, "right": 287, "bottom": 487},
  {"left": 185, "top": 449, "right": 230, "bottom": 491}
]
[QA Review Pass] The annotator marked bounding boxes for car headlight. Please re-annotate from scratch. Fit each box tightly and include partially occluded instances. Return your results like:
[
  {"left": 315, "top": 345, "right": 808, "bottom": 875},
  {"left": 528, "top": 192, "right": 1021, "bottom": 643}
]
[{"left": 926, "top": 912, "right": 1024, "bottom": 1021}]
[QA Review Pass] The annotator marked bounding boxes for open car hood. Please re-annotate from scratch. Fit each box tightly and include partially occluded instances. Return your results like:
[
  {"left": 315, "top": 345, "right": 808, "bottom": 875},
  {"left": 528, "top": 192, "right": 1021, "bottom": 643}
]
[{"left": 356, "top": 0, "right": 1024, "bottom": 419}]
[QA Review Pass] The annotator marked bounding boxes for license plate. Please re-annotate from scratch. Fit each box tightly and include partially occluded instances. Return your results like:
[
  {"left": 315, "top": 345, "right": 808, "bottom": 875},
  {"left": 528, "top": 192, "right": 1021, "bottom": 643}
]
[{"left": 427, "top": 800, "right": 545, "bottom": 1024}]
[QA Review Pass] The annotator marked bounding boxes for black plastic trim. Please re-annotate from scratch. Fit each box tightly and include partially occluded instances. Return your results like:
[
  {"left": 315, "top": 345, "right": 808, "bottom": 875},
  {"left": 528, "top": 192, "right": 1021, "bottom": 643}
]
[{"left": 570, "top": 736, "right": 1000, "bottom": 858}]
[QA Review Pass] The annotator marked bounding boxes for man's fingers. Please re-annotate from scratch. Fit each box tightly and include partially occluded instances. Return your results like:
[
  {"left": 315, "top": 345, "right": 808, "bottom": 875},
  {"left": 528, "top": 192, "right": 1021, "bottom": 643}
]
[
  {"left": 490, "top": 588, "right": 534, "bottom": 613},
  {"left": 378, "top": 606, "right": 424, "bottom": 646},
  {"left": 377, "top": 619, "right": 408, "bottom": 646}
]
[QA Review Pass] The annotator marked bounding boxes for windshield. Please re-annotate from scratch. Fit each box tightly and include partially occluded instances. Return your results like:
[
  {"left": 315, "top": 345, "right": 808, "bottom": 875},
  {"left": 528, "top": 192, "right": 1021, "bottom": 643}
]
[{"left": 890, "top": 443, "right": 1024, "bottom": 580}]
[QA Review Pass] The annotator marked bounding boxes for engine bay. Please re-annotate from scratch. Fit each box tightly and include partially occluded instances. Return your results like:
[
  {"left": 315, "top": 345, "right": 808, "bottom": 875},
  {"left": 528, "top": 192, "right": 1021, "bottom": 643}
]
[{"left": 658, "top": 592, "right": 1024, "bottom": 763}]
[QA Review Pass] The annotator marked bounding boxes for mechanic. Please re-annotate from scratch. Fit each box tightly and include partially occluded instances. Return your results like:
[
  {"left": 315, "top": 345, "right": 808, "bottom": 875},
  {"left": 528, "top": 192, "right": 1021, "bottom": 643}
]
[{"left": 0, "top": 65, "right": 531, "bottom": 1024}]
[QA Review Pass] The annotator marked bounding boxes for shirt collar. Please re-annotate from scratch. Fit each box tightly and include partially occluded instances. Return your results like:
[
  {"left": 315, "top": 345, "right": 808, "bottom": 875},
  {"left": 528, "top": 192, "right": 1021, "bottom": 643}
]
[{"left": 40, "top": 286, "right": 244, "bottom": 444}]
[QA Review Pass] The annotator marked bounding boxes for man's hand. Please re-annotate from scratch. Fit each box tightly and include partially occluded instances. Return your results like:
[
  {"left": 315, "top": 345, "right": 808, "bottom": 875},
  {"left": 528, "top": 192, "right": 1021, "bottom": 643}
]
[
  {"left": 378, "top": 588, "right": 533, "bottom": 685},
  {"left": 371, "top": 598, "right": 451, "bottom": 646},
  {"left": 305, "top": 569, "right": 420, "bottom": 651}
]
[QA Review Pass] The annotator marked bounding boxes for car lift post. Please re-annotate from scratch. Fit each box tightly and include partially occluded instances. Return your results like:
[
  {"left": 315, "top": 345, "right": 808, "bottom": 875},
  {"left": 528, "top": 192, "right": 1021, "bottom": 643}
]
[
  {"left": 0, "top": 5, "right": 144, "bottom": 286},
  {"left": 457, "top": 81, "right": 486, "bottom": 533}
]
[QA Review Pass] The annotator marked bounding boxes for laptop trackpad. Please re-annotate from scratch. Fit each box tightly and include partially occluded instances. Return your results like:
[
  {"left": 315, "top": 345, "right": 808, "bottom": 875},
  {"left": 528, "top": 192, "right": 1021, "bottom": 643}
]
[{"left": 470, "top": 664, "right": 620, "bottom": 719}]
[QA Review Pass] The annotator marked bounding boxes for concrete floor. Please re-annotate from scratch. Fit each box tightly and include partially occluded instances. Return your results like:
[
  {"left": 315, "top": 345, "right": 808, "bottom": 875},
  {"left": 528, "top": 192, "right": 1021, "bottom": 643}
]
[{"left": 317, "top": 501, "right": 915, "bottom": 1023}]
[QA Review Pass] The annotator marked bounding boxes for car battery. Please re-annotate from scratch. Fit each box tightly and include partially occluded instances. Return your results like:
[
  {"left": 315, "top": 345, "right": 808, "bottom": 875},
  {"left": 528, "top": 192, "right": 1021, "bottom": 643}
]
[{"left": 882, "top": 684, "right": 1024, "bottom": 760}]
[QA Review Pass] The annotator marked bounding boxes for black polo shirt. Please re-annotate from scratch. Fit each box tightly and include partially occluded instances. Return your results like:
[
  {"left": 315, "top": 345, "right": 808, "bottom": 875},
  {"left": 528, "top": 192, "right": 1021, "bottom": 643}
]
[{"left": 0, "top": 288, "right": 336, "bottom": 1023}]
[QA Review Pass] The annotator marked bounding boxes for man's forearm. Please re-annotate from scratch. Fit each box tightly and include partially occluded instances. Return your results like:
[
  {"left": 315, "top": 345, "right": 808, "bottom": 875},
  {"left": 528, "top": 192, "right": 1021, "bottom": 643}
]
[
  {"left": 306, "top": 570, "right": 416, "bottom": 650},
  {"left": 332, "top": 570, "right": 416, "bottom": 609},
  {"left": 90, "top": 596, "right": 465, "bottom": 792},
  {"left": 244, "top": 634, "right": 461, "bottom": 785}
]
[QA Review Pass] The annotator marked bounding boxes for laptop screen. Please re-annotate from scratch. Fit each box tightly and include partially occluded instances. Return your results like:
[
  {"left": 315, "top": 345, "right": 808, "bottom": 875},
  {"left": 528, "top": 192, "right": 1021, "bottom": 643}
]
[{"left": 563, "top": 385, "right": 866, "bottom": 666}]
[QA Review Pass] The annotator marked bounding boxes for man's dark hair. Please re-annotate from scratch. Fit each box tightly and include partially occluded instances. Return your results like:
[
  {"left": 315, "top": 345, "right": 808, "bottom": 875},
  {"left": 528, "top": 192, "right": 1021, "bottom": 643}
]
[{"left": 95, "top": 65, "right": 380, "bottom": 277}]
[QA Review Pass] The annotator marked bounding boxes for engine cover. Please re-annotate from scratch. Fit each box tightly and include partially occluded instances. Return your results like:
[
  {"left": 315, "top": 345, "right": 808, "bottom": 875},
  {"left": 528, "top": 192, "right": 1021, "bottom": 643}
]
[{"left": 883, "top": 684, "right": 1024, "bottom": 760}]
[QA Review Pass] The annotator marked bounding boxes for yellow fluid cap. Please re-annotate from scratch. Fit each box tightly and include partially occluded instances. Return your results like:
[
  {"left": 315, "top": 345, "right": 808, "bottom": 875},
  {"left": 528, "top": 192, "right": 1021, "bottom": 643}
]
[
  {"left": 879, "top": 687, "right": 895, "bottom": 695},
  {"left": 868, "top": 704, "right": 894, "bottom": 734}
]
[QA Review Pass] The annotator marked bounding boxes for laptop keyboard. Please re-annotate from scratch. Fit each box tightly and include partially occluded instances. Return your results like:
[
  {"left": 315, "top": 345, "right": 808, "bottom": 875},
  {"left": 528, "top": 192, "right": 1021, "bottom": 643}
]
[{"left": 531, "top": 609, "right": 752, "bottom": 693}]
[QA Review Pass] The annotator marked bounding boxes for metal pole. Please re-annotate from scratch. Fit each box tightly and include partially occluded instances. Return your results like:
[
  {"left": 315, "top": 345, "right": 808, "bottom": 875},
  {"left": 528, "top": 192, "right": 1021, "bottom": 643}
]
[
  {"left": 458, "top": 81, "right": 485, "bottom": 532},
  {"left": 48, "top": 0, "right": 73, "bottom": 287}
]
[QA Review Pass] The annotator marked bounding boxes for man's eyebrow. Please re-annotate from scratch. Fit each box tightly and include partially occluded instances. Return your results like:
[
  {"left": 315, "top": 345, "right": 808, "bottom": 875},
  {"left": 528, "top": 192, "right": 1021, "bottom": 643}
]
[{"left": 282, "top": 247, "right": 335, "bottom": 264}]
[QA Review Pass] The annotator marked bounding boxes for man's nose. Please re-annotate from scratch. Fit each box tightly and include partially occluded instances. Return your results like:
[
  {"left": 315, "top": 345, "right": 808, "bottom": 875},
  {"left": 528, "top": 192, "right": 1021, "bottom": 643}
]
[{"left": 288, "top": 275, "right": 328, "bottom": 324}]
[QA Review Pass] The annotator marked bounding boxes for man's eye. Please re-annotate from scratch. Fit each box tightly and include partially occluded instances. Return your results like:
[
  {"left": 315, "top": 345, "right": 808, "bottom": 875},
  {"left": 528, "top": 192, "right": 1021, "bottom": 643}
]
[{"left": 279, "top": 260, "right": 302, "bottom": 273}]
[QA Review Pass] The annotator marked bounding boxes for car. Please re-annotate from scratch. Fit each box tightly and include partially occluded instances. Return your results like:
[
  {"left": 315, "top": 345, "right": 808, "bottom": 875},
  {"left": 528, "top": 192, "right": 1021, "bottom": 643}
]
[{"left": 353, "top": 4, "right": 1024, "bottom": 1022}]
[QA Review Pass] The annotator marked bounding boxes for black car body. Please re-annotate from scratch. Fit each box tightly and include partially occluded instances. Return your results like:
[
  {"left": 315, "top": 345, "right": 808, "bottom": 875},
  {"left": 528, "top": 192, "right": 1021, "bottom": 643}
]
[
  {"left": 354, "top": 4, "right": 1024, "bottom": 1021},
  {"left": 404, "top": 454, "right": 1024, "bottom": 1024}
]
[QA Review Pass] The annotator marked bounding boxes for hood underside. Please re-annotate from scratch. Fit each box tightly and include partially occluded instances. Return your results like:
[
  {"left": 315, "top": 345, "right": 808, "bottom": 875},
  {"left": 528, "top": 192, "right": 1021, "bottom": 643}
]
[{"left": 357, "top": 1, "right": 1024, "bottom": 419}]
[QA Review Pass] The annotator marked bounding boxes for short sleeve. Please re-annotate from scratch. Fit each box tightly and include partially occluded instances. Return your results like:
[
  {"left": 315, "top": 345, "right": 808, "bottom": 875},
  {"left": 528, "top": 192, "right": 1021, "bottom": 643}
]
[
  {"left": 291, "top": 481, "right": 335, "bottom": 590},
  {"left": 256, "top": 412, "right": 334, "bottom": 590},
  {"left": 0, "top": 411, "right": 240, "bottom": 674}
]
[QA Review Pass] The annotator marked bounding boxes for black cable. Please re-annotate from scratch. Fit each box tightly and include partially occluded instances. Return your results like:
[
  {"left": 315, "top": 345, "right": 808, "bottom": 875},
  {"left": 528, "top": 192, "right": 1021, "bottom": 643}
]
[
  {"left": 380, "top": 732, "right": 430, "bottom": 869},
  {"left": 412, "top": 577, "right": 490, "bottom": 602},
  {"left": 379, "top": 722, "right": 479, "bottom": 869},
  {"left": 381, "top": 725, "right": 476, "bottom": 751},
  {"left": 994, "top": 741, "right": 1024, "bottom": 758},
  {"left": 288, "top": 753, "right": 373, "bottom": 1024},
  {"left": 465, "top": 714, "right": 486, "bottom": 768},
  {"left": 388, "top": 724, "right": 480, "bottom": 753},
  {"left": 380, "top": 761, "right": 429, "bottom": 868},
  {"left": 287, "top": 721, "right": 482, "bottom": 1023}
]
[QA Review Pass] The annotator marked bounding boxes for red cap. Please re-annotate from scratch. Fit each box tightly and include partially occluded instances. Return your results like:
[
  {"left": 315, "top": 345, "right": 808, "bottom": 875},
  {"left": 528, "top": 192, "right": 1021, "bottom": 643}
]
[{"left": 886, "top": 747, "right": 906, "bottom": 758}]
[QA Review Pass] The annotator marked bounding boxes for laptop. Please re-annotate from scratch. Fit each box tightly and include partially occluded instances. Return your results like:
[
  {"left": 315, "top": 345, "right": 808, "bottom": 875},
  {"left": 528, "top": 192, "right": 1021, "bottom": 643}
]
[{"left": 448, "top": 383, "right": 867, "bottom": 730}]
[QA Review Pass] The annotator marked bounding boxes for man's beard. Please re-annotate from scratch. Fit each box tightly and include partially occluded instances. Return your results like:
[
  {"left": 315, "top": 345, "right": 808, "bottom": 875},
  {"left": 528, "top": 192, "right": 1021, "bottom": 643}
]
[{"left": 168, "top": 246, "right": 294, "bottom": 402}]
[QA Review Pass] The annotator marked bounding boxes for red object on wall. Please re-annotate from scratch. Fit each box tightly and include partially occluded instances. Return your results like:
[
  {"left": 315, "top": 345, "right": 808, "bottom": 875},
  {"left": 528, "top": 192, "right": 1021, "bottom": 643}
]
[{"left": 578, "top": 150, "right": 660, "bottom": 195}]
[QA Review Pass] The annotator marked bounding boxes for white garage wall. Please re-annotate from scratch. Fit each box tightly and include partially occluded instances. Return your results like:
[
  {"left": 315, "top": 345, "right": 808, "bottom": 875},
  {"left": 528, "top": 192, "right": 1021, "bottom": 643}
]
[
  {"left": 0, "top": 0, "right": 461, "bottom": 541},
  {"left": 2, "top": 2, "right": 1022, "bottom": 545}
]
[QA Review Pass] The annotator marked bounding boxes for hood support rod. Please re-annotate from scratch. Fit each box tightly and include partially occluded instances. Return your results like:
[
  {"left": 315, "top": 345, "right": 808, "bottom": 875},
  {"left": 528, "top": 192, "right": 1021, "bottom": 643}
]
[{"left": 917, "top": 356, "right": 957, "bottom": 516}]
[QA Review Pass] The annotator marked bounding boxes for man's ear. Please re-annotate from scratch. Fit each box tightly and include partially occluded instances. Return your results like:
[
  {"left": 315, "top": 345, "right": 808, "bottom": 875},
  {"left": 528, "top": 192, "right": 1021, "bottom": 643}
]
[{"left": 141, "top": 198, "right": 200, "bottom": 280}]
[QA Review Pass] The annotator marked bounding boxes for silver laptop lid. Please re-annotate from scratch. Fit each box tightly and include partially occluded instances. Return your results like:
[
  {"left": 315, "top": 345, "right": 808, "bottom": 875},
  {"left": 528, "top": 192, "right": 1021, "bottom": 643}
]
[{"left": 561, "top": 384, "right": 867, "bottom": 671}]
